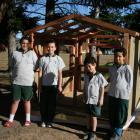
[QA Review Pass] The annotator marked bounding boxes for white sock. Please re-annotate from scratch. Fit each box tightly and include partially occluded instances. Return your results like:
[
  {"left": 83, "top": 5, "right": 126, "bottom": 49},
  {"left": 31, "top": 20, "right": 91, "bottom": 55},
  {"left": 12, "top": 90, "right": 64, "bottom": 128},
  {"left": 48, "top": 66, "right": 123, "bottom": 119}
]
[
  {"left": 26, "top": 113, "right": 30, "bottom": 122},
  {"left": 9, "top": 114, "right": 15, "bottom": 122}
]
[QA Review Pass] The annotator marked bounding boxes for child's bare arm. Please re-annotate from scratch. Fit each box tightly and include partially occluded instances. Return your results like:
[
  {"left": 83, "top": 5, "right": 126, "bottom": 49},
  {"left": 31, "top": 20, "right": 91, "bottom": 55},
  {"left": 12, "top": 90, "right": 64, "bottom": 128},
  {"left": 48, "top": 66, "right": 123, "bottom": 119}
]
[
  {"left": 58, "top": 69, "right": 63, "bottom": 94},
  {"left": 38, "top": 68, "right": 42, "bottom": 93},
  {"left": 98, "top": 87, "right": 105, "bottom": 106}
]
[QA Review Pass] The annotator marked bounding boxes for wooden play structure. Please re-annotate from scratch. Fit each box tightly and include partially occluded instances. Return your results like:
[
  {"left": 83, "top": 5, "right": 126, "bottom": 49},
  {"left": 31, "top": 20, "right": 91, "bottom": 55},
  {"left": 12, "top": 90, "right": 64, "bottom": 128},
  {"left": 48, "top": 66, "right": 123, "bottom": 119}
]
[{"left": 24, "top": 14, "right": 140, "bottom": 122}]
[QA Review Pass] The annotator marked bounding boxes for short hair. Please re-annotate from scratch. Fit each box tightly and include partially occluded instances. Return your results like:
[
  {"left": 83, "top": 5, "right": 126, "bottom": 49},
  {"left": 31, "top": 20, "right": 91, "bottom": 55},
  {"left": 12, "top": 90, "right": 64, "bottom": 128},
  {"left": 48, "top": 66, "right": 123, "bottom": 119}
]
[
  {"left": 84, "top": 56, "right": 97, "bottom": 65},
  {"left": 20, "top": 36, "right": 30, "bottom": 44},
  {"left": 114, "top": 48, "right": 127, "bottom": 57},
  {"left": 45, "top": 39, "right": 56, "bottom": 45}
]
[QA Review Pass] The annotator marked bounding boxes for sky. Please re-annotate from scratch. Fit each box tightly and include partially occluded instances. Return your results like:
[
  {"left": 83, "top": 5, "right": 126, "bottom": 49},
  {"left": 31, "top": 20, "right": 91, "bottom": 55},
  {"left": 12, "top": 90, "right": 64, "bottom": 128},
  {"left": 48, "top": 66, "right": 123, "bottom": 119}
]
[
  {"left": 25, "top": 0, "right": 91, "bottom": 25},
  {"left": 25, "top": 0, "right": 140, "bottom": 25}
]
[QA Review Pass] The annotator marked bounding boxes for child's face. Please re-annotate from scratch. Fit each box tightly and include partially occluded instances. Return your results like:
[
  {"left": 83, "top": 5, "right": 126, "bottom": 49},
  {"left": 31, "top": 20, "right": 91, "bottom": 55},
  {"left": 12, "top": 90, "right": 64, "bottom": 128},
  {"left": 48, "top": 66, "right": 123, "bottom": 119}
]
[
  {"left": 86, "top": 63, "right": 96, "bottom": 74},
  {"left": 114, "top": 52, "right": 125, "bottom": 65},
  {"left": 45, "top": 43, "right": 56, "bottom": 55},
  {"left": 21, "top": 39, "right": 29, "bottom": 51}
]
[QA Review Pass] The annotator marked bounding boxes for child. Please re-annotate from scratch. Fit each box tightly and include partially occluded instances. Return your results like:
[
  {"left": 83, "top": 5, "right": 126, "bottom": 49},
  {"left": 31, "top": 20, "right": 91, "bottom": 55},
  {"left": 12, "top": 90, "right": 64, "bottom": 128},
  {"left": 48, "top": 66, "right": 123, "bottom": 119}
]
[
  {"left": 4, "top": 36, "right": 38, "bottom": 127},
  {"left": 39, "top": 39, "right": 65, "bottom": 128},
  {"left": 84, "top": 57, "right": 108, "bottom": 140},
  {"left": 108, "top": 48, "right": 133, "bottom": 140}
]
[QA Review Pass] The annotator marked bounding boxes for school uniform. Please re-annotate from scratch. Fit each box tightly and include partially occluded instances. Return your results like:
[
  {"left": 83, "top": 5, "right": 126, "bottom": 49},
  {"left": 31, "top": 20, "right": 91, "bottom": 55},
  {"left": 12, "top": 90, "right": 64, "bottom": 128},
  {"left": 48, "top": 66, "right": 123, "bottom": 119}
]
[
  {"left": 39, "top": 54, "right": 65, "bottom": 124},
  {"left": 84, "top": 72, "right": 108, "bottom": 117},
  {"left": 108, "top": 64, "right": 133, "bottom": 136},
  {"left": 10, "top": 49, "right": 38, "bottom": 101}
]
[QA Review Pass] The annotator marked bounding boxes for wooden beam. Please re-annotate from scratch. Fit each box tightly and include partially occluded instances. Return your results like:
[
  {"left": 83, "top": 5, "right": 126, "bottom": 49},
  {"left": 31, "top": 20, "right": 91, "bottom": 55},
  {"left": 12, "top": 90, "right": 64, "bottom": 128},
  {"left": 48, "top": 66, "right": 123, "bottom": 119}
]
[
  {"left": 46, "top": 22, "right": 79, "bottom": 34},
  {"left": 59, "top": 25, "right": 89, "bottom": 37},
  {"left": 78, "top": 31, "right": 101, "bottom": 40},
  {"left": 123, "top": 33, "right": 130, "bottom": 63},
  {"left": 24, "top": 14, "right": 78, "bottom": 34},
  {"left": 34, "top": 33, "right": 77, "bottom": 41},
  {"left": 25, "top": 14, "right": 140, "bottom": 37},
  {"left": 30, "top": 33, "right": 34, "bottom": 49},
  {"left": 75, "top": 14, "right": 140, "bottom": 37},
  {"left": 88, "top": 43, "right": 120, "bottom": 48},
  {"left": 61, "top": 22, "right": 78, "bottom": 30},
  {"left": 93, "top": 35, "right": 121, "bottom": 39}
]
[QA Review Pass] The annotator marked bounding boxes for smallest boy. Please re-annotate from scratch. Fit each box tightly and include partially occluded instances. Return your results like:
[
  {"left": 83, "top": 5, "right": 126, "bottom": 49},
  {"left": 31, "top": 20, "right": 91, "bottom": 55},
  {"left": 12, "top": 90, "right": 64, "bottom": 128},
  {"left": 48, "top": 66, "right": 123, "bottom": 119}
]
[
  {"left": 84, "top": 57, "right": 108, "bottom": 140},
  {"left": 108, "top": 48, "right": 133, "bottom": 140}
]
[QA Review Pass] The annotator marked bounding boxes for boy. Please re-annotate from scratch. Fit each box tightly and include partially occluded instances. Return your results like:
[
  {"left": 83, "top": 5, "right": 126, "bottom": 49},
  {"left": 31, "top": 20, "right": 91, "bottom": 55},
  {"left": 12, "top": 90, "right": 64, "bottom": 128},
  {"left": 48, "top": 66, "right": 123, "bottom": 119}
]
[
  {"left": 108, "top": 48, "right": 133, "bottom": 140},
  {"left": 84, "top": 57, "right": 108, "bottom": 140},
  {"left": 4, "top": 36, "right": 38, "bottom": 127},
  {"left": 39, "top": 39, "right": 65, "bottom": 128}
]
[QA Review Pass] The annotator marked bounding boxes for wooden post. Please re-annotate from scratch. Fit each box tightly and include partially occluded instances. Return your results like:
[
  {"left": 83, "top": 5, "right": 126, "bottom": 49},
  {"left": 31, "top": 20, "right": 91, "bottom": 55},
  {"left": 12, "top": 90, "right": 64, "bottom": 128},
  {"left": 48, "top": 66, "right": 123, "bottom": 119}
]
[
  {"left": 73, "top": 42, "right": 79, "bottom": 100},
  {"left": 78, "top": 42, "right": 83, "bottom": 91},
  {"left": 124, "top": 33, "right": 130, "bottom": 63},
  {"left": 132, "top": 38, "right": 140, "bottom": 112},
  {"left": 86, "top": 38, "right": 90, "bottom": 54},
  {"left": 69, "top": 45, "right": 75, "bottom": 92},
  {"left": 30, "top": 33, "right": 34, "bottom": 49},
  {"left": 127, "top": 36, "right": 135, "bottom": 117}
]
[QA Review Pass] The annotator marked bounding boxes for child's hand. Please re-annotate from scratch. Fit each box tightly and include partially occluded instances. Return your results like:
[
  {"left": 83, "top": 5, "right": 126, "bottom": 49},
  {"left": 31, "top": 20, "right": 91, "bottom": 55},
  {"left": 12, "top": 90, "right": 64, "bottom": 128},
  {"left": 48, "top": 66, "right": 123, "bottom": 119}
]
[
  {"left": 98, "top": 98, "right": 104, "bottom": 107},
  {"left": 58, "top": 85, "right": 62, "bottom": 94}
]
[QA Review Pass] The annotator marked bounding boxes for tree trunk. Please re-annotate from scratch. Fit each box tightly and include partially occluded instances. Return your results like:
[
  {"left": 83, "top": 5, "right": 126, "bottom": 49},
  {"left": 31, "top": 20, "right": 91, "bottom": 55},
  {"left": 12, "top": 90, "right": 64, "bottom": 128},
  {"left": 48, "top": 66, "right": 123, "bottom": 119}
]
[
  {"left": 0, "top": 0, "right": 11, "bottom": 23},
  {"left": 8, "top": 31, "right": 16, "bottom": 70},
  {"left": 45, "top": 0, "right": 55, "bottom": 23},
  {"left": 91, "top": 6, "right": 100, "bottom": 57}
]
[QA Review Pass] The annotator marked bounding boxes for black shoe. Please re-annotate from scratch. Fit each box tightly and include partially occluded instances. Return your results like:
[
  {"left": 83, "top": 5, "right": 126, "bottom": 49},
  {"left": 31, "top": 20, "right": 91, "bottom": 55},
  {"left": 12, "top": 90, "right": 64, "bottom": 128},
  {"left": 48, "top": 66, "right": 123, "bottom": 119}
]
[
  {"left": 110, "top": 134, "right": 121, "bottom": 140},
  {"left": 87, "top": 132, "right": 96, "bottom": 140}
]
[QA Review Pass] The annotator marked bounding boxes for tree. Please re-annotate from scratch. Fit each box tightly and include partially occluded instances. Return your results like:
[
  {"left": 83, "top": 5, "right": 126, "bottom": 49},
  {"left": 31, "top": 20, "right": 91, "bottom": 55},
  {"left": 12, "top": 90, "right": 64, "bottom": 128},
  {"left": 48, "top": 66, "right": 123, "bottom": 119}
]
[
  {"left": 124, "top": 8, "right": 140, "bottom": 32},
  {"left": 0, "top": 0, "right": 11, "bottom": 23}
]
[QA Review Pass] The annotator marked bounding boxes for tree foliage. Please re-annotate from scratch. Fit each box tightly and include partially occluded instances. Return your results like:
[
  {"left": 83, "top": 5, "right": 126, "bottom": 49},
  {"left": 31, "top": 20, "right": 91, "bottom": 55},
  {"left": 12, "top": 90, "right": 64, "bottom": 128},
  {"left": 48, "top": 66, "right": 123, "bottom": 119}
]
[
  {"left": 0, "top": 0, "right": 39, "bottom": 51},
  {"left": 124, "top": 8, "right": 140, "bottom": 32}
]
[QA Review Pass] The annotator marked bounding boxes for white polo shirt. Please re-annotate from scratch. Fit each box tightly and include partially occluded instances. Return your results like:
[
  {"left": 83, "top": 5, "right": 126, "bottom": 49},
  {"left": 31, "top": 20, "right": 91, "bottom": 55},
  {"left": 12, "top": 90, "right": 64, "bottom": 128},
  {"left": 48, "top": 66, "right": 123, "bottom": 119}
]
[
  {"left": 108, "top": 64, "right": 133, "bottom": 100},
  {"left": 39, "top": 55, "right": 65, "bottom": 86},
  {"left": 84, "top": 72, "right": 108, "bottom": 105},
  {"left": 11, "top": 50, "right": 38, "bottom": 86}
]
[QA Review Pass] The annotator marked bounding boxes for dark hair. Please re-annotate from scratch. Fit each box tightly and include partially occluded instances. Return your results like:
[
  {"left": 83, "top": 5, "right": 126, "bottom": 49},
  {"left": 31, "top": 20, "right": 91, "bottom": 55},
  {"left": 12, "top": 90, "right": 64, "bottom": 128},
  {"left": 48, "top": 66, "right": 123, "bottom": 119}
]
[
  {"left": 84, "top": 56, "right": 97, "bottom": 65},
  {"left": 20, "top": 36, "right": 31, "bottom": 44},
  {"left": 114, "top": 48, "right": 127, "bottom": 57},
  {"left": 45, "top": 39, "right": 56, "bottom": 45}
]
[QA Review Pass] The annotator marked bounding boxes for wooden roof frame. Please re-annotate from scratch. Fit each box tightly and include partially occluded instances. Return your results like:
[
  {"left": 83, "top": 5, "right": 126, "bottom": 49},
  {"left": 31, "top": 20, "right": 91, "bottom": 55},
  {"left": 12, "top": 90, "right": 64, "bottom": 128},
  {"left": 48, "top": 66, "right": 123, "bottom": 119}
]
[{"left": 24, "top": 14, "right": 140, "bottom": 38}]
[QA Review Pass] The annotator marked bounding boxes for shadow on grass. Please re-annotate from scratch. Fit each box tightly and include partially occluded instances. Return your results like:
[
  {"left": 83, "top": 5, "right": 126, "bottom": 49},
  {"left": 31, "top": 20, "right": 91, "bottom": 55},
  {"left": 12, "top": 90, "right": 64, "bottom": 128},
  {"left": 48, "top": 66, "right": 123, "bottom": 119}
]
[
  {"left": 52, "top": 122, "right": 109, "bottom": 140},
  {"left": 130, "top": 122, "right": 140, "bottom": 130}
]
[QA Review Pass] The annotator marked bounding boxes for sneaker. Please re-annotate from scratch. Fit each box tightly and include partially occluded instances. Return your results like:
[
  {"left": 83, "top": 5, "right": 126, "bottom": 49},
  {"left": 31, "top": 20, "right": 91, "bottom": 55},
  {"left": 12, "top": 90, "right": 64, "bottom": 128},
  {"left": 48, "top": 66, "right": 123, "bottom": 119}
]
[
  {"left": 4, "top": 121, "right": 14, "bottom": 128},
  {"left": 83, "top": 132, "right": 89, "bottom": 140},
  {"left": 46, "top": 123, "right": 52, "bottom": 128},
  {"left": 110, "top": 134, "right": 121, "bottom": 140},
  {"left": 87, "top": 132, "right": 96, "bottom": 140},
  {"left": 41, "top": 122, "right": 46, "bottom": 128},
  {"left": 24, "top": 121, "right": 31, "bottom": 127}
]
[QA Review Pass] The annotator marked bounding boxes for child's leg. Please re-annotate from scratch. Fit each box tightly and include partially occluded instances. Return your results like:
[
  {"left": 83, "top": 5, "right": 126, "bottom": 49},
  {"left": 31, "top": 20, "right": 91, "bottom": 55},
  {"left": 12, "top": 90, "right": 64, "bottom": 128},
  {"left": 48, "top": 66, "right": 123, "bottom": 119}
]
[
  {"left": 46, "top": 86, "right": 57, "bottom": 124},
  {"left": 8, "top": 100, "right": 20, "bottom": 122},
  {"left": 108, "top": 96, "right": 116, "bottom": 129},
  {"left": 84, "top": 116, "right": 97, "bottom": 140},
  {"left": 24, "top": 100, "right": 31, "bottom": 122},
  {"left": 114, "top": 98, "right": 128, "bottom": 136},
  {"left": 89, "top": 116, "right": 97, "bottom": 132},
  {"left": 40, "top": 91, "right": 48, "bottom": 123}
]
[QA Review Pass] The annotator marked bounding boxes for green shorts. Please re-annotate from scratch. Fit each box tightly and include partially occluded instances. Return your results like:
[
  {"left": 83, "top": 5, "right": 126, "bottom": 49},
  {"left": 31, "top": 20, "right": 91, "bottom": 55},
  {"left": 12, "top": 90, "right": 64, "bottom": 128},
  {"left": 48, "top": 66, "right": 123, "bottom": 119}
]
[
  {"left": 86, "top": 104, "right": 101, "bottom": 117},
  {"left": 12, "top": 84, "right": 33, "bottom": 101}
]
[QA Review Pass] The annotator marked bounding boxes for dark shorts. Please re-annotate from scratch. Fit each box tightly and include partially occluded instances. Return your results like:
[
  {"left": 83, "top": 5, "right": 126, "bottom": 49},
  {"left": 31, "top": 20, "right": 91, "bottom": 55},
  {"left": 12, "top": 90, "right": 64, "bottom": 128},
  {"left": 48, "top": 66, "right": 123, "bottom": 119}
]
[
  {"left": 12, "top": 84, "right": 33, "bottom": 101},
  {"left": 109, "top": 96, "right": 129, "bottom": 128},
  {"left": 86, "top": 104, "right": 101, "bottom": 117}
]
